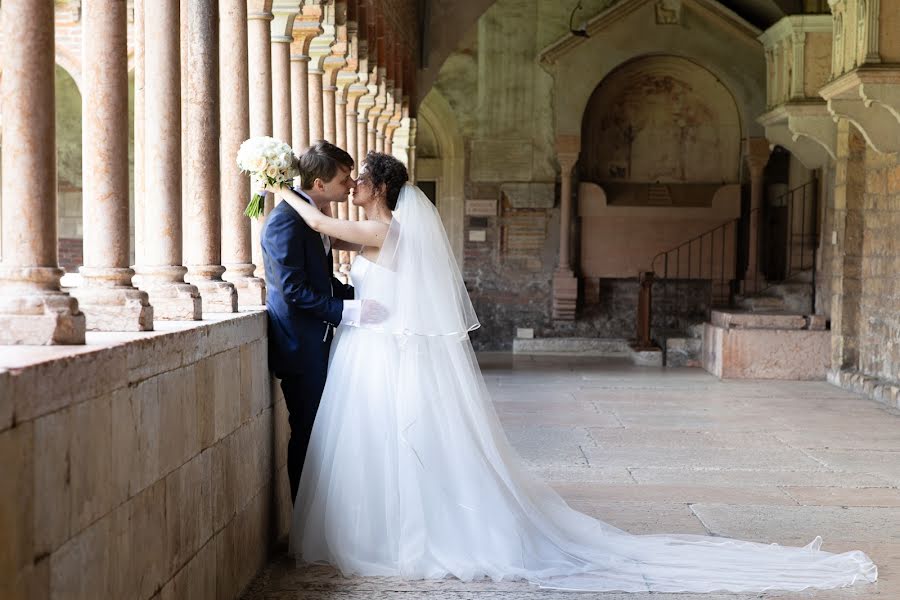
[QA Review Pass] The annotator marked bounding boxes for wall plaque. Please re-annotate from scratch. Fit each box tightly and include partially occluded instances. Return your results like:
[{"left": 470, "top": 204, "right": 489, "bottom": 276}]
[
  {"left": 465, "top": 199, "right": 498, "bottom": 217},
  {"left": 468, "top": 230, "right": 487, "bottom": 242}
]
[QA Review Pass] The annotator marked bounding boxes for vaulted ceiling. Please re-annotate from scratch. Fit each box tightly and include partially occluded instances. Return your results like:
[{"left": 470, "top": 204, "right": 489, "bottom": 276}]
[{"left": 418, "top": 0, "right": 826, "bottom": 97}]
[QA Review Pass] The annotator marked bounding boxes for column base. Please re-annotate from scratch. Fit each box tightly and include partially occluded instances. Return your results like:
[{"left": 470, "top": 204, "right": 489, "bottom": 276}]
[
  {"left": 70, "top": 286, "right": 153, "bottom": 332},
  {"left": 552, "top": 268, "right": 579, "bottom": 321},
  {"left": 192, "top": 279, "right": 238, "bottom": 313},
  {"left": 134, "top": 266, "right": 202, "bottom": 321},
  {"left": 222, "top": 263, "right": 266, "bottom": 306},
  {"left": 0, "top": 266, "right": 86, "bottom": 344}
]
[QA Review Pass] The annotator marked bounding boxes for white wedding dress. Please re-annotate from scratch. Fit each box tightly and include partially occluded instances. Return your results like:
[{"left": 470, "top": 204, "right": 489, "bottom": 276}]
[{"left": 290, "top": 185, "right": 877, "bottom": 593}]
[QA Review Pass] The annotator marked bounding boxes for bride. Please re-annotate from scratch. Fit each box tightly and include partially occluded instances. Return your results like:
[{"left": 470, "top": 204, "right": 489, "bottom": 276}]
[{"left": 266, "top": 152, "right": 877, "bottom": 593}]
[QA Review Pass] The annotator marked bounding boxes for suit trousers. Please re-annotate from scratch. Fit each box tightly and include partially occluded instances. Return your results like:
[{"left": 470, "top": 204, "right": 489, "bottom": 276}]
[{"left": 280, "top": 371, "right": 327, "bottom": 502}]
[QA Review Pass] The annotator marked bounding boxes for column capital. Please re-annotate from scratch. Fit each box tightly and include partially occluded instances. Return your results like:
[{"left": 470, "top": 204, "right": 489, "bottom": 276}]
[{"left": 744, "top": 136, "right": 771, "bottom": 177}]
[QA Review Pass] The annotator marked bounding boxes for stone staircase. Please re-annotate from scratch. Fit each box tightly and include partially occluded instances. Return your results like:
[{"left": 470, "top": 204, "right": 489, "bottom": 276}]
[
  {"left": 735, "top": 270, "right": 814, "bottom": 314},
  {"left": 660, "top": 323, "right": 705, "bottom": 368}
]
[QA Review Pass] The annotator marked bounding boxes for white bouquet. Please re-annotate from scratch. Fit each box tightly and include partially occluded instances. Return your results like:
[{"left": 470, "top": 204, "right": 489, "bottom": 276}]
[{"left": 236, "top": 136, "right": 300, "bottom": 218}]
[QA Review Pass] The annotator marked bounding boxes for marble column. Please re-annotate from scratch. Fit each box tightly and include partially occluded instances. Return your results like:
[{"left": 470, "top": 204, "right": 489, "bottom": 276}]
[
  {"left": 134, "top": 0, "right": 146, "bottom": 269},
  {"left": 135, "top": 0, "right": 202, "bottom": 320},
  {"left": 323, "top": 83, "right": 337, "bottom": 142},
  {"left": 182, "top": 0, "right": 237, "bottom": 312},
  {"left": 71, "top": 0, "right": 153, "bottom": 331},
  {"left": 271, "top": 9, "right": 297, "bottom": 147},
  {"left": 308, "top": 67, "right": 325, "bottom": 143},
  {"left": 0, "top": 0, "right": 86, "bottom": 344},
  {"left": 248, "top": 7, "right": 274, "bottom": 280},
  {"left": 551, "top": 135, "right": 580, "bottom": 321},
  {"left": 335, "top": 91, "right": 350, "bottom": 275},
  {"left": 220, "top": 0, "right": 265, "bottom": 306},
  {"left": 357, "top": 99, "right": 372, "bottom": 221},
  {"left": 743, "top": 137, "right": 771, "bottom": 293},
  {"left": 291, "top": 53, "right": 311, "bottom": 150}
]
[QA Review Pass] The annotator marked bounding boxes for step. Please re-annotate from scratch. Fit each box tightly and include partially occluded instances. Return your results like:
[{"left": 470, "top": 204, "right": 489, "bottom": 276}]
[
  {"left": 665, "top": 336, "right": 703, "bottom": 368},
  {"left": 512, "top": 337, "right": 630, "bottom": 356},
  {"left": 710, "top": 310, "right": 810, "bottom": 330},
  {"left": 735, "top": 295, "right": 786, "bottom": 311}
]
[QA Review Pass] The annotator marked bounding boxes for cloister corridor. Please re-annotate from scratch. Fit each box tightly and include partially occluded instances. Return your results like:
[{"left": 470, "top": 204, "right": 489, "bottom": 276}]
[{"left": 242, "top": 355, "right": 900, "bottom": 600}]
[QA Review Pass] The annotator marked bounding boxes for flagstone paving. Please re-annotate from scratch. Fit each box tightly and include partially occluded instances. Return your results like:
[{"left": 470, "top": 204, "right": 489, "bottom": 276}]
[{"left": 242, "top": 355, "right": 899, "bottom": 599}]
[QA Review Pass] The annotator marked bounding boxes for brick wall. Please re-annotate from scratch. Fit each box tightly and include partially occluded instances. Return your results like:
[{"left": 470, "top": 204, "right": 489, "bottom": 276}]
[{"left": 58, "top": 238, "right": 83, "bottom": 273}]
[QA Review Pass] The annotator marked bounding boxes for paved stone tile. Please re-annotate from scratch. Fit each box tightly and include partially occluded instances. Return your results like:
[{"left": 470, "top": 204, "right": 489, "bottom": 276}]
[
  {"left": 690, "top": 504, "right": 900, "bottom": 544},
  {"left": 630, "top": 467, "right": 893, "bottom": 488},
  {"left": 781, "top": 486, "right": 900, "bottom": 507},
  {"left": 495, "top": 400, "right": 622, "bottom": 427},
  {"left": 242, "top": 356, "right": 897, "bottom": 599},
  {"left": 552, "top": 483, "right": 796, "bottom": 506}
]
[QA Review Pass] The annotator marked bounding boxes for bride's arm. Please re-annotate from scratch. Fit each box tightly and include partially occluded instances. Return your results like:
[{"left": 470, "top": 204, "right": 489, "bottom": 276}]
[{"left": 272, "top": 187, "right": 389, "bottom": 248}]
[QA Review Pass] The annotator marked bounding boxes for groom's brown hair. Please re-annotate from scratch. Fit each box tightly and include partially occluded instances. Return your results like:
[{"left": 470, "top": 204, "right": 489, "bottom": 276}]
[{"left": 298, "top": 140, "right": 354, "bottom": 190}]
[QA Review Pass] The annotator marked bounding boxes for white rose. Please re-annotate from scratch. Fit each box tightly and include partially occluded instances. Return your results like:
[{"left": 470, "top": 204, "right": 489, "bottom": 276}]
[
  {"left": 266, "top": 165, "right": 280, "bottom": 178},
  {"left": 249, "top": 156, "right": 267, "bottom": 172}
]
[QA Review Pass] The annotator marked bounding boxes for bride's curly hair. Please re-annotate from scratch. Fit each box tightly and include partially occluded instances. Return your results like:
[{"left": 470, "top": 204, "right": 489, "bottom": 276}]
[{"left": 363, "top": 152, "right": 408, "bottom": 210}]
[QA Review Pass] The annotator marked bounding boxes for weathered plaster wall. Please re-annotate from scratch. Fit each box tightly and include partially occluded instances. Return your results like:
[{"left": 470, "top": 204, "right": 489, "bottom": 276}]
[{"left": 428, "top": 0, "right": 766, "bottom": 349}]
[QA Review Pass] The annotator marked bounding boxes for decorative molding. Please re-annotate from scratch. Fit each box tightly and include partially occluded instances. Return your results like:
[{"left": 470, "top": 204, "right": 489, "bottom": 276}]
[
  {"left": 540, "top": 0, "right": 759, "bottom": 65},
  {"left": 758, "top": 106, "right": 834, "bottom": 168},
  {"left": 820, "top": 68, "right": 900, "bottom": 154}
]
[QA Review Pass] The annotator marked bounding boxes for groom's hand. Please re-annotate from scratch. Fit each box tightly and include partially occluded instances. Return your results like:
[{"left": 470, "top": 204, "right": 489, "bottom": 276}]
[{"left": 360, "top": 299, "right": 388, "bottom": 325}]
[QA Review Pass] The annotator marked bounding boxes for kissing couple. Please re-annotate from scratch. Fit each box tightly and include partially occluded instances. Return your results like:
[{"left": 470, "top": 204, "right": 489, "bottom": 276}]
[{"left": 259, "top": 141, "right": 876, "bottom": 593}]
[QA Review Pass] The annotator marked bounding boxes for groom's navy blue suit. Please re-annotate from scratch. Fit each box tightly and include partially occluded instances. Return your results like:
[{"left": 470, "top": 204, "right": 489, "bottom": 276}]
[{"left": 261, "top": 196, "right": 354, "bottom": 501}]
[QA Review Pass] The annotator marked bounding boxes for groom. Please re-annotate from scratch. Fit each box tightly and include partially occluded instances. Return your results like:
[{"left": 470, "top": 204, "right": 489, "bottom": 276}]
[{"left": 261, "top": 140, "right": 377, "bottom": 502}]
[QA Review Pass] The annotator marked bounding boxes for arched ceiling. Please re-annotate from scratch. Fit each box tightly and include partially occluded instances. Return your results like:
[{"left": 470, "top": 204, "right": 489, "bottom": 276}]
[{"left": 418, "top": 0, "right": 814, "bottom": 101}]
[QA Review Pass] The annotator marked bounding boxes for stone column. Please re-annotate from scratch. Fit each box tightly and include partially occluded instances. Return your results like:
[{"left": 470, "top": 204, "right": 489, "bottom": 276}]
[
  {"left": 271, "top": 8, "right": 298, "bottom": 146},
  {"left": 182, "top": 0, "right": 237, "bottom": 312},
  {"left": 407, "top": 117, "right": 418, "bottom": 183},
  {"left": 743, "top": 137, "right": 771, "bottom": 293},
  {"left": 248, "top": 6, "right": 274, "bottom": 280},
  {"left": 135, "top": 0, "right": 202, "bottom": 320},
  {"left": 323, "top": 83, "right": 337, "bottom": 142},
  {"left": 0, "top": 0, "right": 86, "bottom": 344},
  {"left": 308, "top": 67, "right": 325, "bottom": 143},
  {"left": 357, "top": 97, "right": 373, "bottom": 221},
  {"left": 220, "top": 0, "right": 266, "bottom": 306},
  {"left": 552, "top": 135, "right": 580, "bottom": 321},
  {"left": 71, "top": 0, "right": 153, "bottom": 331},
  {"left": 134, "top": 0, "right": 146, "bottom": 268},
  {"left": 291, "top": 53, "right": 311, "bottom": 150}
]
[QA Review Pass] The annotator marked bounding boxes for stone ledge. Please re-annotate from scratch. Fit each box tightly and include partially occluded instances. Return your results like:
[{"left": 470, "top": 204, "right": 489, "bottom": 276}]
[
  {"left": 829, "top": 368, "right": 900, "bottom": 410},
  {"left": 710, "top": 309, "right": 812, "bottom": 330},
  {"left": 0, "top": 309, "right": 267, "bottom": 428},
  {"left": 820, "top": 67, "right": 900, "bottom": 154}
]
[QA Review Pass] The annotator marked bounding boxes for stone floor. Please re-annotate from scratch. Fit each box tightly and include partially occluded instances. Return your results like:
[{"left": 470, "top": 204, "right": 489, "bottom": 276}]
[{"left": 241, "top": 354, "right": 900, "bottom": 599}]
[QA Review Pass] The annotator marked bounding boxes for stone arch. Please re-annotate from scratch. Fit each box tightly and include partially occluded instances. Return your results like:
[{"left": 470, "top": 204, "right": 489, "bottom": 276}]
[
  {"left": 580, "top": 54, "right": 742, "bottom": 187},
  {"left": 416, "top": 88, "right": 466, "bottom": 267},
  {"left": 55, "top": 64, "right": 84, "bottom": 272},
  {"left": 55, "top": 46, "right": 83, "bottom": 91}
]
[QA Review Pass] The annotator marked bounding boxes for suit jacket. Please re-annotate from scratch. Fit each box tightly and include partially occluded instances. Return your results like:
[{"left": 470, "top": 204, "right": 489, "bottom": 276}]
[{"left": 261, "top": 198, "right": 354, "bottom": 378}]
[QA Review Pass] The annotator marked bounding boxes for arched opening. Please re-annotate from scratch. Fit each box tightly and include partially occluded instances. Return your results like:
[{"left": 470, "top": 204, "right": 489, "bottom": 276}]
[
  {"left": 55, "top": 64, "right": 83, "bottom": 273},
  {"left": 54, "top": 65, "right": 136, "bottom": 278},
  {"left": 416, "top": 88, "right": 466, "bottom": 267}
]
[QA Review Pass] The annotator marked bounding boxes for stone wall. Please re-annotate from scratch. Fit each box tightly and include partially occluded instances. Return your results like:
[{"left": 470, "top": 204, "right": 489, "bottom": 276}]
[
  {"left": 859, "top": 145, "right": 900, "bottom": 382},
  {"left": 0, "top": 311, "right": 292, "bottom": 600},
  {"left": 822, "top": 119, "right": 900, "bottom": 399}
]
